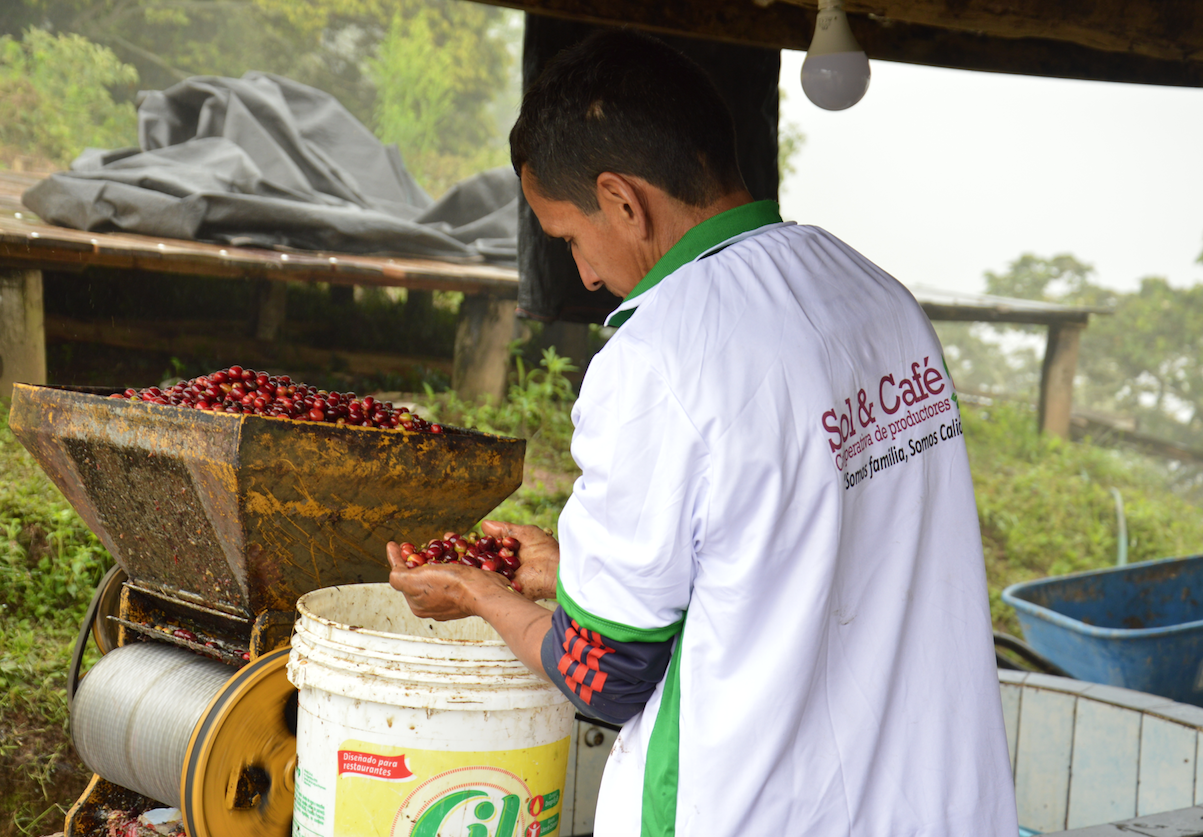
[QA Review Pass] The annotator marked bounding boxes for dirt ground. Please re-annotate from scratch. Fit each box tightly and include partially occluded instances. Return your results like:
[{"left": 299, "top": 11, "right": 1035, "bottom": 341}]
[{"left": 0, "top": 717, "right": 90, "bottom": 837}]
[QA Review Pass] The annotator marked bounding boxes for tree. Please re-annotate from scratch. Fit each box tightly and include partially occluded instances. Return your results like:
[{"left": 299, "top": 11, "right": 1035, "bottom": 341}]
[
  {"left": 984, "top": 253, "right": 1103, "bottom": 309},
  {"left": 1078, "top": 276, "right": 1203, "bottom": 442},
  {"left": 0, "top": 28, "right": 137, "bottom": 168},
  {"left": 777, "top": 88, "right": 805, "bottom": 184},
  {"left": 368, "top": 0, "right": 517, "bottom": 195},
  {"left": 2, "top": 0, "right": 520, "bottom": 193}
]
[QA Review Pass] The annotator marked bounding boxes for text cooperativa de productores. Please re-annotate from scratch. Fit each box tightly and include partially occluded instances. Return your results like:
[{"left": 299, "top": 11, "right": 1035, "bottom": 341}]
[{"left": 820, "top": 355, "right": 965, "bottom": 481}]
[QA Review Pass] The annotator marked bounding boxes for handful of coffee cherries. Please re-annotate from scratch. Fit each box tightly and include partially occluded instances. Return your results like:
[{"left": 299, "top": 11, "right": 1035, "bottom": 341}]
[{"left": 396, "top": 532, "right": 521, "bottom": 579}]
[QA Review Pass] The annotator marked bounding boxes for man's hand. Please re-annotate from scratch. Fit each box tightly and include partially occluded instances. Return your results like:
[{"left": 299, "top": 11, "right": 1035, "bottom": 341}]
[
  {"left": 481, "top": 520, "right": 560, "bottom": 601},
  {"left": 386, "top": 537, "right": 556, "bottom": 680},
  {"left": 387, "top": 542, "right": 513, "bottom": 621}
]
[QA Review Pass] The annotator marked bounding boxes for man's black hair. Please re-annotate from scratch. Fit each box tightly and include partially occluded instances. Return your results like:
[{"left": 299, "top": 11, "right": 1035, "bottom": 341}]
[{"left": 510, "top": 29, "right": 745, "bottom": 211}]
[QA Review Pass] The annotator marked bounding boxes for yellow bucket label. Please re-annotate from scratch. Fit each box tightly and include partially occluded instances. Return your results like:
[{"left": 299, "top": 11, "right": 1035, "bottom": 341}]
[{"left": 324, "top": 737, "right": 569, "bottom": 837}]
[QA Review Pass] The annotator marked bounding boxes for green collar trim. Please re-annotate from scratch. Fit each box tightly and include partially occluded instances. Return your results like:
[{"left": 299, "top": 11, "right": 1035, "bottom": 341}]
[{"left": 606, "top": 200, "right": 784, "bottom": 329}]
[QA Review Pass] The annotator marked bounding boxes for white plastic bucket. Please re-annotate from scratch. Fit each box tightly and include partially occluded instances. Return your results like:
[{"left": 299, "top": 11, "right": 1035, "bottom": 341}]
[{"left": 288, "top": 583, "right": 573, "bottom": 837}]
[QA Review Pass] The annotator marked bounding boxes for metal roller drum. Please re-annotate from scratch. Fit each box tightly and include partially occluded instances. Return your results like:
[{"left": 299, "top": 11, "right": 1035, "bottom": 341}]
[{"left": 71, "top": 643, "right": 233, "bottom": 808}]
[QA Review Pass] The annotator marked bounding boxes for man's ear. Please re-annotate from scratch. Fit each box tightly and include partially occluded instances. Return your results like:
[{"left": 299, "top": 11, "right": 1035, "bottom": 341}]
[{"left": 595, "top": 172, "right": 651, "bottom": 241}]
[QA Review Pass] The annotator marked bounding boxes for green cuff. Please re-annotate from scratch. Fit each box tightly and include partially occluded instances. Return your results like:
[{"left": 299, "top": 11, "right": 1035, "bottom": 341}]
[{"left": 556, "top": 575, "right": 684, "bottom": 643}]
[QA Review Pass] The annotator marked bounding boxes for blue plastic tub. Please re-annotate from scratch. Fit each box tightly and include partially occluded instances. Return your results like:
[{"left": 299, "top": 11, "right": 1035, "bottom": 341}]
[{"left": 1002, "top": 554, "right": 1203, "bottom": 707}]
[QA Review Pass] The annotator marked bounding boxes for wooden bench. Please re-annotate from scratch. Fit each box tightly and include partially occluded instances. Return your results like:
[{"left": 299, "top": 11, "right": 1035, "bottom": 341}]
[{"left": 0, "top": 171, "right": 520, "bottom": 400}]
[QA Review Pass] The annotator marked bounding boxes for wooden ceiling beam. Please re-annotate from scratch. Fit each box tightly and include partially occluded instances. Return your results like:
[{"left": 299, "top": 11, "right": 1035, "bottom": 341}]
[
  {"left": 480, "top": 0, "right": 1203, "bottom": 87},
  {"left": 783, "top": 0, "right": 1203, "bottom": 64},
  {"left": 856, "top": 17, "right": 1203, "bottom": 87}
]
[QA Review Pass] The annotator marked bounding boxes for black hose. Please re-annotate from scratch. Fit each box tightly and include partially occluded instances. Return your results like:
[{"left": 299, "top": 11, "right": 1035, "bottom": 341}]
[
  {"left": 993, "top": 632, "right": 1072, "bottom": 678},
  {"left": 68, "top": 565, "right": 125, "bottom": 706}
]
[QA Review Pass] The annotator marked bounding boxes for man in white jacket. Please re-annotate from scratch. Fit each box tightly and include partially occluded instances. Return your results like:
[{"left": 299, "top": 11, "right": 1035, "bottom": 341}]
[{"left": 390, "top": 28, "right": 1017, "bottom": 837}]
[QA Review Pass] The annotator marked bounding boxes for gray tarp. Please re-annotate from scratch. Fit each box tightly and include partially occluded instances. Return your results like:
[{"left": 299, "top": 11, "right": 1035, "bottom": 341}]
[{"left": 22, "top": 72, "right": 518, "bottom": 263}]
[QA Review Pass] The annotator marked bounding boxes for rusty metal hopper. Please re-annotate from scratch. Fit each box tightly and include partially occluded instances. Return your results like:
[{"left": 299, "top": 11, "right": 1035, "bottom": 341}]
[{"left": 9, "top": 384, "right": 525, "bottom": 619}]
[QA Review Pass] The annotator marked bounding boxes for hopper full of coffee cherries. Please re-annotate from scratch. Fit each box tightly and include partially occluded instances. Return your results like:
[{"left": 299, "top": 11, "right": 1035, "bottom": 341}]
[
  {"left": 112, "top": 365, "right": 445, "bottom": 432},
  {"left": 8, "top": 371, "right": 527, "bottom": 619}
]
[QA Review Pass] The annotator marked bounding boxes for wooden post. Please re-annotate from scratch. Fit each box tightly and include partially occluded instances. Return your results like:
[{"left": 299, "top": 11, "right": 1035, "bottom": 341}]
[
  {"left": 401, "top": 290, "right": 434, "bottom": 333},
  {"left": 255, "top": 280, "right": 289, "bottom": 341},
  {"left": 1038, "top": 322, "right": 1083, "bottom": 438},
  {"left": 0, "top": 269, "right": 47, "bottom": 398},
  {"left": 454, "top": 294, "right": 516, "bottom": 403}
]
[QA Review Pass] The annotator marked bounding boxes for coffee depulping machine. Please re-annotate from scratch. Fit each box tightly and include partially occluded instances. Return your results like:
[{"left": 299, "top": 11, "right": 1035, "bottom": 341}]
[{"left": 8, "top": 383, "right": 524, "bottom": 837}]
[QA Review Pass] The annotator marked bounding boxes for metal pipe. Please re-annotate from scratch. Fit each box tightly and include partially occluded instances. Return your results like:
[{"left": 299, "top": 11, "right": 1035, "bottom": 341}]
[{"left": 1110, "top": 487, "right": 1129, "bottom": 566}]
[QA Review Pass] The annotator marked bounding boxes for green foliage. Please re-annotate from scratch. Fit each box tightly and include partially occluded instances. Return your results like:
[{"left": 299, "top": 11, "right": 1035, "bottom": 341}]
[
  {"left": 1077, "top": 277, "right": 1203, "bottom": 444},
  {"left": 4, "top": 1, "right": 378, "bottom": 120},
  {"left": 416, "top": 347, "right": 581, "bottom": 532},
  {"left": 2, "top": 1, "right": 521, "bottom": 185},
  {"left": 0, "top": 28, "right": 137, "bottom": 167},
  {"left": 2, "top": 361, "right": 1202, "bottom": 822},
  {"left": 964, "top": 402, "right": 1203, "bottom": 634},
  {"left": 507, "top": 349, "right": 579, "bottom": 440},
  {"left": 368, "top": 1, "right": 517, "bottom": 195},
  {"left": 422, "top": 347, "right": 578, "bottom": 464},
  {"left": 936, "top": 320, "right": 1043, "bottom": 402},
  {"left": 0, "top": 399, "right": 112, "bottom": 623},
  {"left": 777, "top": 88, "right": 806, "bottom": 185},
  {"left": 984, "top": 252, "right": 1101, "bottom": 311},
  {"left": 488, "top": 480, "right": 574, "bottom": 537}
]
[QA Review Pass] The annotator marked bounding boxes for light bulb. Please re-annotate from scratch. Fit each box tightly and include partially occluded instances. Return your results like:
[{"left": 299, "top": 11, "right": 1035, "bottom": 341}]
[{"left": 801, "top": 0, "right": 871, "bottom": 110}]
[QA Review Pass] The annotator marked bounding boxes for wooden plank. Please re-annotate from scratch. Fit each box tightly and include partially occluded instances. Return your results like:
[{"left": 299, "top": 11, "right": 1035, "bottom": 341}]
[
  {"left": 1139, "top": 717, "right": 1197, "bottom": 816},
  {"left": 921, "top": 302, "right": 1092, "bottom": 327},
  {"left": 482, "top": 1, "right": 1203, "bottom": 87},
  {"left": 1000, "top": 681, "right": 1022, "bottom": 775},
  {"left": 1066, "top": 701, "right": 1141, "bottom": 829},
  {"left": 1039, "top": 323, "right": 1083, "bottom": 438},
  {"left": 0, "top": 212, "right": 519, "bottom": 297},
  {"left": 0, "top": 269, "right": 47, "bottom": 398},
  {"left": 1015, "top": 688, "right": 1077, "bottom": 833},
  {"left": 44, "top": 314, "right": 453, "bottom": 379},
  {"left": 794, "top": 0, "right": 1199, "bottom": 63},
  {"left": 1070, "top": 413, "right": 1203, "bottom": 466},
  {"left": 453, "top": 295, "right": 517, "bottom": 403},
  {"left": 494, "top": 0, "right": 1199, "bottom": 61},
  {"left": 1053, "top": 804, "right": 1203, "bottom": 836}
]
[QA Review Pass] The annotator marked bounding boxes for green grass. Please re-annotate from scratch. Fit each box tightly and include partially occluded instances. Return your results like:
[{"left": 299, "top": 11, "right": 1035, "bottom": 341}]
[
  {"left": 965, "top": 401, "right": 1203, "bottom": 634},
  {"left": 0, "top": 400, "right": 112, "bottom": 624},
  {"left": 0, "top": 399, "right": 109, "bottom": 835}
]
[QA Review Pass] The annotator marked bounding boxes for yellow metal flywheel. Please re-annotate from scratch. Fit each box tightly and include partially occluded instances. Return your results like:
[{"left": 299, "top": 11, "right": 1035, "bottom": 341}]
[
  {"left": 181, "top": 647, "right": 297, "bottom": 837},
  {"left": 91, "top": 565, "right": 126, "bottom": 655}
]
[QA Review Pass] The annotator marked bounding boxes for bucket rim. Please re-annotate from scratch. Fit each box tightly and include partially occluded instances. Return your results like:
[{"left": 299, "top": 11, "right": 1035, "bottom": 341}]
[{"left": 296, "top": 583, "right": 509, "bottom": 648}]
